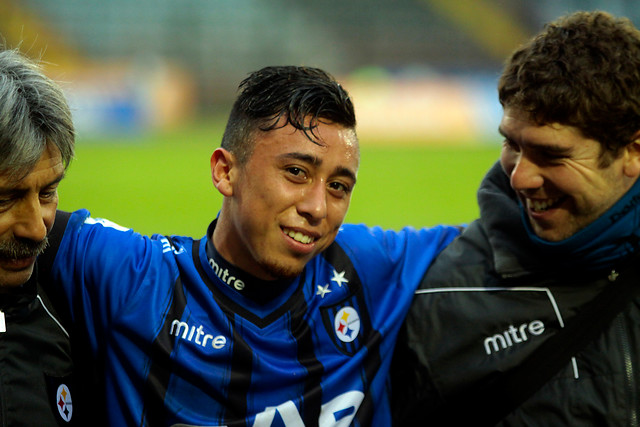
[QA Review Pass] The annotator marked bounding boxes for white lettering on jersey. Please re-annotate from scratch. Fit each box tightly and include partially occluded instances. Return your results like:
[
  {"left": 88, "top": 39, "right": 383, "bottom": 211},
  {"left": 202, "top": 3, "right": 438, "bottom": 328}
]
[
  {"left": 170, "top": 319, "right": 227, "bottom": 349},
  {"left": 319, "top": 391, "right": 364, "bottom": 426},
  {"left": 253, "top": 401, "right": 304, "bottom": 427},
  {"left": 208, "top": 258, "right": 245, "bottom": 291},
  {"left": 84, "top": 217, "right": 129, "bottom": 231},
  {"left": 159, "top": 237, "right": 185, "bottom": 255},
  {"left": 252, "top": 390, "right": 364, "bottom": 427},
  {"left": 483, "top": 320, "right": 545, "bottom": 355}
]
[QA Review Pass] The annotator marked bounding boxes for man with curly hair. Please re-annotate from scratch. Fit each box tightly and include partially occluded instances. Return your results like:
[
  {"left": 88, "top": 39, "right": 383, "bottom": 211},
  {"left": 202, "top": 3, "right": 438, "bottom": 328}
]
[{"left": 393, "top": 11, "right": 640, "bottom": 426}]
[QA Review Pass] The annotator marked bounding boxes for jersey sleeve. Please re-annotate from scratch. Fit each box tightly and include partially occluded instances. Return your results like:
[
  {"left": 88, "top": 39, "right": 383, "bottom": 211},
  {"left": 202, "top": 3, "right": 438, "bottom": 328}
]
[
  {"left": 337, "top": 223, "right": 461, "bottom": 292},
  {"left": 47, "top": 209, "right": 172, "bottom": 351}
]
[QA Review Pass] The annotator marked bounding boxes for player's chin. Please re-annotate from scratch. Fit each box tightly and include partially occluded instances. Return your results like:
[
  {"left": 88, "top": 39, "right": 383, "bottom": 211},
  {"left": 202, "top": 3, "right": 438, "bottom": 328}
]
[
  {"left": 0, "top": 265, "right": 35, "bottom": 289},
  {"left": 258, "top": 255, "right": 307, "bottom": 280},
  {"left": 269, "top": 264, "right": 304, "bottom": 280}
]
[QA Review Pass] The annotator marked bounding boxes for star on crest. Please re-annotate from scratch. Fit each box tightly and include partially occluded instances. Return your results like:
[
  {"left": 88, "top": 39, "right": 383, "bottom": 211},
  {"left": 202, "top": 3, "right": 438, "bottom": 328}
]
[
  {"left": 330, "top": 269, "right": 349, "bottom": 287},
  {"left": 316, "top": 284, "right": 332, "bottom": 298}
]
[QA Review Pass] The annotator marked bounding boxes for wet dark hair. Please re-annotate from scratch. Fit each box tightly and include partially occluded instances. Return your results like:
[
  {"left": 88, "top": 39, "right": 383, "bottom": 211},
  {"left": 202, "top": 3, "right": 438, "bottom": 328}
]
[
  {"left": 499, "top": 11, "right": 640, "bottom": 159},
  {"left": 221, "top": 66, "right": 356, "bottom": 164}
]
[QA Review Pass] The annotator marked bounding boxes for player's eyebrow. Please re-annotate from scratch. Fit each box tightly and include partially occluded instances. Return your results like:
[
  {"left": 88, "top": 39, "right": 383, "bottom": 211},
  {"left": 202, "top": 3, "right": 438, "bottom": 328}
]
[
  {"left": 45, "top": 173, "right": 66, "bottom": 187},
  {"left": 0, "top": 172, "right": 65, "bottom": 196},
  {"left": 332, "top": 166, "right": 357, "bottom": 184},
  {"left": 498, "top": 126, "right": 572, "bottom": 155},
  {"left": 279, "top": 152, "right": 357, "bottom": 182},
  {"left": 280, "top": 151, "right": 320, "bottom": 166}
]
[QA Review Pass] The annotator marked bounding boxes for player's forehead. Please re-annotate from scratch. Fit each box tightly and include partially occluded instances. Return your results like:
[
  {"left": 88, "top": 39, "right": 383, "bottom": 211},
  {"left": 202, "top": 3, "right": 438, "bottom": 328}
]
[
  {"left": 0, "top": 145, "right": 64, "bottom": 189},
  {"left": 500, "top": 107, "right": 579, "bottom": 148},
  {"left": 253, "top": 121, "right": 358, "bottom": 164}
]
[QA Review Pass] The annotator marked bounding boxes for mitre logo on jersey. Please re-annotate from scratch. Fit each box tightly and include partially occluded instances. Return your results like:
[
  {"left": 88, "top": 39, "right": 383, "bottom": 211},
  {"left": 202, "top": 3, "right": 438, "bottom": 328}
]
[
  {"left": 334, "top": 306, "right": 360, "bottom": 343},
  {"left": 169, "top": 319, "right": 228, "bottom": 350}
]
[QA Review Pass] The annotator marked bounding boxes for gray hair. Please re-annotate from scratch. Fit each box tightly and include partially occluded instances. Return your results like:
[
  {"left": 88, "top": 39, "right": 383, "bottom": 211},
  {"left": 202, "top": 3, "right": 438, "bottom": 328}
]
[{"left": 0, "top": 48, "right": 74, "bottom": 180}]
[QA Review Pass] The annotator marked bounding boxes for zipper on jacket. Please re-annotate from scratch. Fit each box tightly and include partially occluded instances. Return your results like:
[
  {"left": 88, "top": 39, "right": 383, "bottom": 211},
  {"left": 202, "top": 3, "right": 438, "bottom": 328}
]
[{"left": 619, "top": 317, "right": 638, "bottom": 427}]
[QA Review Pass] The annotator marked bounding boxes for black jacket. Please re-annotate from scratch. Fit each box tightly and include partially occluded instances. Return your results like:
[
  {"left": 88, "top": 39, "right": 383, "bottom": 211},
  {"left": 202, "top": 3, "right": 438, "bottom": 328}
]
[
  {"left": 0, "top": 268, "right": 80, "bottom": 426},
  {"left": 392, "top": 162, "right": 640, "bottom": 426}
]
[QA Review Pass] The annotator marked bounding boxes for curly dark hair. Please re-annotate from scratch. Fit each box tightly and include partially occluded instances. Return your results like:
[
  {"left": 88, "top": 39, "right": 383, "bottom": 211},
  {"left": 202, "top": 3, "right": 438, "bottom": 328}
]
[
  {"left": 499, "top": 11, "right": 640, "bottom": 159},
  {"left": 221, "top": 66, "right": 356, "bottom": 165}
]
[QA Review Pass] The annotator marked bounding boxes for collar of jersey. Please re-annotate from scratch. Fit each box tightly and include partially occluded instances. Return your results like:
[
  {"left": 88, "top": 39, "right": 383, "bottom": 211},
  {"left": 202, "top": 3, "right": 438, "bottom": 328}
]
[{"left": 205, "top": 221, "right": 295, "bottom": 305}]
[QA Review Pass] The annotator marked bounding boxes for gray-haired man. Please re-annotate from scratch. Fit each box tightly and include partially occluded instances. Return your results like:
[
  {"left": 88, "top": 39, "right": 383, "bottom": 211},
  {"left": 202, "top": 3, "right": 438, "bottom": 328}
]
[{"left": 0, "top": 47, "right": 80, "bottom": 425}]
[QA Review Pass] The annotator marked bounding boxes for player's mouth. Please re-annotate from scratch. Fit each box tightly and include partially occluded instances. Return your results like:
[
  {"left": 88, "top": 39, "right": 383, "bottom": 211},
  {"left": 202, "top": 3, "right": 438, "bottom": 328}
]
[
  {"left": 0, "top": 237, "right": 48, "bottom": 270},
  {"left": 525, "top": 196, "right": 563, "bottom": 213},
  {"left": 283, "top": 227, "right": 316, "bottom": 244},
  {"left": 0, "top": 256, "right": 36, "bottom": 271}
]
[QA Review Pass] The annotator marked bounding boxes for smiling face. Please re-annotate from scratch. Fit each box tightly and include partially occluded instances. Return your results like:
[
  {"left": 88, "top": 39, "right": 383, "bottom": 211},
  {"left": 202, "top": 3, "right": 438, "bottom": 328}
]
[
  {"left": 0, "top": 145, "right": 64, "bottom": 288},
  {"left": 211, "top": 119, "right": 359, "bottom": 280},
  {"left": 499, "top": 107, "right": 640, "bottom": 242}
]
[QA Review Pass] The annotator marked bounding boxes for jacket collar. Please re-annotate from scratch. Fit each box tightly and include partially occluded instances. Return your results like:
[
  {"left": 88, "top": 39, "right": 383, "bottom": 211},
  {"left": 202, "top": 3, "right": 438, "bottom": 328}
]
[
  {"left": 477, "top": 162, "right": 542, "bottom": 278},
  {"left": 0, "top": 266, "right": 39, "bottom": 319},
  {"left": 478, "top": 161, "right": 640, "bottom": 278}
]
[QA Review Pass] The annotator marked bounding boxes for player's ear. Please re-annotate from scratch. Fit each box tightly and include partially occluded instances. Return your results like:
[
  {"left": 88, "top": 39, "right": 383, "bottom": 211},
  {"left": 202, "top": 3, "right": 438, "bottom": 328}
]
[
  {"left": 211, "top": 148, "right": 236, "bottom": 196},
  {"left": 623, "top": 131, "right": 640, "bottom": 178}
]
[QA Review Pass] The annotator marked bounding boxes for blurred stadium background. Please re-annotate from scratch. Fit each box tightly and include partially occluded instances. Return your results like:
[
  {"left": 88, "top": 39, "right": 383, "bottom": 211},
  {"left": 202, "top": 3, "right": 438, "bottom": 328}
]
[{"left": 2, "top": 0, "right": 638, "bottom": 236}]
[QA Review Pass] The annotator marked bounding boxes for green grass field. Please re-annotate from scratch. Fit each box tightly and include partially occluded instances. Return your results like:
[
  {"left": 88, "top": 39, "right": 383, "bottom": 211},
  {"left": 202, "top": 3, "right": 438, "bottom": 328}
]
[{"left": 58, "top": 120, "right": 502, "bottom": 237}]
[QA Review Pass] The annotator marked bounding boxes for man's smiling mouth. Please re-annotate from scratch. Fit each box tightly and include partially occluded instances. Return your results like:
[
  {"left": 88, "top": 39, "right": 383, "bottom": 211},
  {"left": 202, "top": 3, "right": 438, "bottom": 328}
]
[
  {"left": 283, "top": 228, "right": 315, "bottom": 244},
  {"left": 526, "top": 197, "right": 562, "bottom": 213}
]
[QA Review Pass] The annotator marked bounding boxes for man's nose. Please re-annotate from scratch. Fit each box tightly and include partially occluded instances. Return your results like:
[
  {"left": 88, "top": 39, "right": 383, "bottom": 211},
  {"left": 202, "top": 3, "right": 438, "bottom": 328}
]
[
  {"left": 509, "top": 155, "right": 544, "bottom": 191},
  {"left": 297, "top": 181, "right": 328, "bottom": 222},
  {"left": 13, "top": 197, "right": 48, "bottom": 242}
]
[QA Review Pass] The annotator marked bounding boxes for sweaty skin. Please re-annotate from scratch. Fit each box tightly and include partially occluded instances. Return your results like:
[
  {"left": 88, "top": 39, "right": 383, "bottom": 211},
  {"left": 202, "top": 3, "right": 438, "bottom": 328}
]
[{"left": 211, "top": 120, "right": 359, "bottom": 280}]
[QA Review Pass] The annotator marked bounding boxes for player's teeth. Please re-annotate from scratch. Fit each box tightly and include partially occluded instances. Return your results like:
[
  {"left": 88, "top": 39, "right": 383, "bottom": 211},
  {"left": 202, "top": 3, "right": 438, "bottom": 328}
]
[
  {"left": 285, "top": 229, "right": 313, "bottom": 244},
  {"left": 530, "top": 198, "right": 557, "bottom": 212}
]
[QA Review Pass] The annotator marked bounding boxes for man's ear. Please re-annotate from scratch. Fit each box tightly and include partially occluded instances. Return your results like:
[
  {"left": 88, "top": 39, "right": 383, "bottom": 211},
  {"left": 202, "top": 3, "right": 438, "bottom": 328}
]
[
  {"left": 623, "top": 131, "right": 640, "bottom": 178},
  {"left": 211, "top": 148, "right": 236, "bottom": 196}
]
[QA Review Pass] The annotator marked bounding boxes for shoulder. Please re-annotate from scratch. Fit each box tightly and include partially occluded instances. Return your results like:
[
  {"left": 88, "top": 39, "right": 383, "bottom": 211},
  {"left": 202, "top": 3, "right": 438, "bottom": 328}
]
[
  {"left": 336, "top": 223, "right": 460, "bottom": 252},
  {"left": 420, "top": 219, "right": 496, "bottom": 288},
  {"left": 49, "top": 209, "right": 179, "bottom": 283},
  {"left": 328, "top": 223, "right": 461, "bottom": 290}
]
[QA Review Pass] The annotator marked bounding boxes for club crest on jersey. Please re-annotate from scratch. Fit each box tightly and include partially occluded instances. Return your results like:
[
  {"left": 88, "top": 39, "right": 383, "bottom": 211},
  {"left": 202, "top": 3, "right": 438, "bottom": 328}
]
[
  {"left": 334, "top": 306, "right": 360, "bottom": 343},
  {"left": 56, "top": 384, "right": 73, "bottom": 422},
  {"left": 321, "top": 297, "right": 365, "bottom": 356}
]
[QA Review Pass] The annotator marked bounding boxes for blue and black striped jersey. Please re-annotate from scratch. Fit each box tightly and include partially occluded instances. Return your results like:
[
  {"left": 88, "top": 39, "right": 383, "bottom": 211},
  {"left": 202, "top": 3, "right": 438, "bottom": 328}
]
[{"left": 48, "top": 209, "right": 458, "bottom": 426}]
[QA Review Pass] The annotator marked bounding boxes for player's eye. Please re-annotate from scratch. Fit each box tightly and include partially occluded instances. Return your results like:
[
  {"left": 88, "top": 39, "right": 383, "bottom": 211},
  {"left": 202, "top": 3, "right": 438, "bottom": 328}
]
[
  {"left": 40, "top": 189, "right": 57, "bottom": 201},
  {"left": 328, "top": 181, "right": 352, "bottom": 198},
  {"left": 502, "top": 139, "right": 520, "bottom": 152},
  {"left": 286, "top": 166, "right": 308, "bottom": 182}
]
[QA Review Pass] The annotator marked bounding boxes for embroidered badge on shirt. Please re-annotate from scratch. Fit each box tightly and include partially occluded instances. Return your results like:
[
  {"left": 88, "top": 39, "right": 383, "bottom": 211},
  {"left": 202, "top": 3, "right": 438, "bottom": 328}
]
[
  {"left": 56, "top": 384, "right": 73, "bottom": 422},
  {"left": 46, "top": 373, "right": 76, "bottom": 425},
  {"left": 334, "top": 306, "right": 361, "bottom": 343}
]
